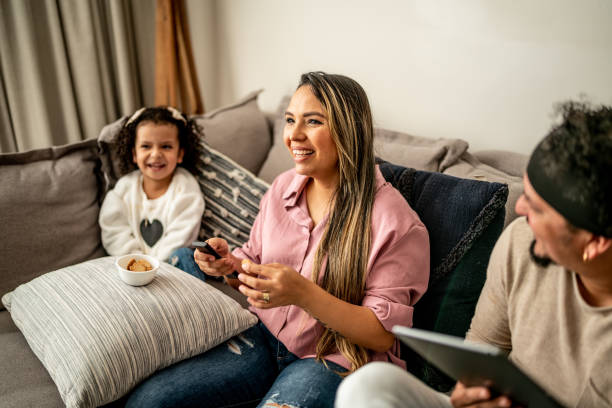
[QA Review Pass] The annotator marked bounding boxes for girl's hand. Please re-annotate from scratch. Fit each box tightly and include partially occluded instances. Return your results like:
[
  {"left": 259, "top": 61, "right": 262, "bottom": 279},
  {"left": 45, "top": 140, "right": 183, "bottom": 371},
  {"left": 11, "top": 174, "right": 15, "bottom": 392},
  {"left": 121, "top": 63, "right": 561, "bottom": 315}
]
[
  {"left": 193, "top": 238, "right": 235, "bottom": 277},
  {"left": 450, "top": 382, "right": 517, "bottom": 408},
  {"left": 236, "top": 260, "right": 312, "bottom": 308}
]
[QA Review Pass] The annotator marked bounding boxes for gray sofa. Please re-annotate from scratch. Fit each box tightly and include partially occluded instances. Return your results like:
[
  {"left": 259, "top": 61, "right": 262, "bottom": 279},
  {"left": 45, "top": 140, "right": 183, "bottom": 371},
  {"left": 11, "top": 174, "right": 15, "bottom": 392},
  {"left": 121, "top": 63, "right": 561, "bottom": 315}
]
[{"left": 0, "top": 91, "right": 528, "bottom": 407}]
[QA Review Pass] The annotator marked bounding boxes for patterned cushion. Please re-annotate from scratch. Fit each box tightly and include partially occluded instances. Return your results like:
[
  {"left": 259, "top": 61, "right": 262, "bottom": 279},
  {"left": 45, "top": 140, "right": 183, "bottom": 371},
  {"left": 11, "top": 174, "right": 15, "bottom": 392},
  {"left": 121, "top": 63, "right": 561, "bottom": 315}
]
[
  {"left": 196, "top": 144, "right": 270, "bottom": 249},
  {"left": 1, "top": 257, "right": 257, "bottom": 408}
]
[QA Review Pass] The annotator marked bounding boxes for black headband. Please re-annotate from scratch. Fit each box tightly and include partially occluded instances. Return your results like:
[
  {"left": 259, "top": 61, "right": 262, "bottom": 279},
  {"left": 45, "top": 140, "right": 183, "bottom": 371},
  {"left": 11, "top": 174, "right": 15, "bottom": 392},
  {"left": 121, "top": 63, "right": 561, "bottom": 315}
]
[{"left": 527, "top": 144, "right": 610, "bottom": 237}]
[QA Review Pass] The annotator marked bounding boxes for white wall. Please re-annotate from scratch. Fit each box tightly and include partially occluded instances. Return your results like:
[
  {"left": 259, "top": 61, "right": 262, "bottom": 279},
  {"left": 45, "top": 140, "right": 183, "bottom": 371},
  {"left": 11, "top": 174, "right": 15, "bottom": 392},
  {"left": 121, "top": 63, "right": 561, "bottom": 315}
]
[{"left": 194, "top": 0, "right": 612, "bottom": 155}]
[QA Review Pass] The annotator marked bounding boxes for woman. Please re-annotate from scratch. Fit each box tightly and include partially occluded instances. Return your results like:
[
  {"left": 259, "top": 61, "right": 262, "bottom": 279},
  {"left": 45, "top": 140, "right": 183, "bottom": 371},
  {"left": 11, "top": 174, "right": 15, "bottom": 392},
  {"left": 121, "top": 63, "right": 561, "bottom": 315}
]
[{"left": 124, "top": 72, "right": 429, "bottom": 408}]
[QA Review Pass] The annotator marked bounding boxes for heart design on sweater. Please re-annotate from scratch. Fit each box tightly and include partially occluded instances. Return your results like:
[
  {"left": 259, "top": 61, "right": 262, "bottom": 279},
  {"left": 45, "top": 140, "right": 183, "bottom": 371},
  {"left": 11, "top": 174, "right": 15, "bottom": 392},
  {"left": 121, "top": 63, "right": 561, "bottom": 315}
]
[{"left": 139, "top": 219, "right": 163, "bottom": 247}]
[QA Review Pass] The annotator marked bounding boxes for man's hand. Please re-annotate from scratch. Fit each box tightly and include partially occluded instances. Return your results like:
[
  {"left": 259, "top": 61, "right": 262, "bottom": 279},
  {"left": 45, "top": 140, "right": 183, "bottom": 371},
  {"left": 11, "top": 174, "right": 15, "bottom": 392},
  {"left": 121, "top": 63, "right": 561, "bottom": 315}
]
[{"left": 450, "top": 382, "right": 518, "bottom": 408}]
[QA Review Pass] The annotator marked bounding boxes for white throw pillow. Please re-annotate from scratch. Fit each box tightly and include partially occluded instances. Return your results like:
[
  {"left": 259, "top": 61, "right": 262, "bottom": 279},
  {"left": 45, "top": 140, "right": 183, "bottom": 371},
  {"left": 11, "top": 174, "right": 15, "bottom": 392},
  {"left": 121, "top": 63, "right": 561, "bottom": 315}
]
[{"left": 1, "top": 257, "right": 257, "bottom": 408}]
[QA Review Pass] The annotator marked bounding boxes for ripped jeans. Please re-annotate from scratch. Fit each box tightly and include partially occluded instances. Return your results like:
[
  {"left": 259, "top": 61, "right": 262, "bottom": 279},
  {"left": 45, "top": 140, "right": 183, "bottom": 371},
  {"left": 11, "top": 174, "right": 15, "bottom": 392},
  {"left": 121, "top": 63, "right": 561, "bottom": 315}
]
[
  {"left": 123, "top": 321, "right": 347, "bottom": 408},
  {"left": 168, "top": 247, "right": 209, "bottom": 281}
]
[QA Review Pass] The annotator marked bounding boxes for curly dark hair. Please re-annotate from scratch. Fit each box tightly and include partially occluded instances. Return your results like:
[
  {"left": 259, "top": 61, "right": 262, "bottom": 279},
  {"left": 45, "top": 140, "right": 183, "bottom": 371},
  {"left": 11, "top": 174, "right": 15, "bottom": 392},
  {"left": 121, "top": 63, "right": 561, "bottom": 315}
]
[
  {"left": 115, "top": 107, "right": 205, "bottom": 176},
  {"left": 530, "top": 101, "right": 612, "bottom": 236}
]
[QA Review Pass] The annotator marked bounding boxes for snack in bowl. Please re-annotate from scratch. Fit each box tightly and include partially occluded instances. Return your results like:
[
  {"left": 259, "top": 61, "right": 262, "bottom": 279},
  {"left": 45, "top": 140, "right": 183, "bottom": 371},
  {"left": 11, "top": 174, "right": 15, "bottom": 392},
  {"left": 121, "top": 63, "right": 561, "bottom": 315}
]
[
  {"left": 116, "top": 254, "right": 159, "bottom": 286},
  {"left": 127, "top": 258, "right": 153, "bottom": 272}
]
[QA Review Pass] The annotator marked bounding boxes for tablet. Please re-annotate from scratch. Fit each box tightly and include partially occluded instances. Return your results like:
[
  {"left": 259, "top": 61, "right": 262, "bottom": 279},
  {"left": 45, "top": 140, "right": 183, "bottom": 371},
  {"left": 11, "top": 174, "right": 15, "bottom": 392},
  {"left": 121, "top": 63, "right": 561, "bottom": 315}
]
[{"left": 392, "top": 325, "right": 565, "bottom": 408}]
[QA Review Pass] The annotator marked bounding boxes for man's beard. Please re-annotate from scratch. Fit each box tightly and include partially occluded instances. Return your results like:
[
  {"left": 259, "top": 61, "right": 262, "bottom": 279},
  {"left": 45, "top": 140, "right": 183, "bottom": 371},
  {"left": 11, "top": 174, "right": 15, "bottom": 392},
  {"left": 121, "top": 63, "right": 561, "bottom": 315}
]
[{"left": 529, "top": 240, "right": 553, "bottom": 267}]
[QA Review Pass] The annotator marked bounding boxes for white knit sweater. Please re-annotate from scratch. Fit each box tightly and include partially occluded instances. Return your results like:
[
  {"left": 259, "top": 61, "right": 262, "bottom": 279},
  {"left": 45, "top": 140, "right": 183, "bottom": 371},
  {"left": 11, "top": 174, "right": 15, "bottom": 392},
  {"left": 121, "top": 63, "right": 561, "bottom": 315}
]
[{"left": 99, "top": 167, "right": 205, "bottom": 261}]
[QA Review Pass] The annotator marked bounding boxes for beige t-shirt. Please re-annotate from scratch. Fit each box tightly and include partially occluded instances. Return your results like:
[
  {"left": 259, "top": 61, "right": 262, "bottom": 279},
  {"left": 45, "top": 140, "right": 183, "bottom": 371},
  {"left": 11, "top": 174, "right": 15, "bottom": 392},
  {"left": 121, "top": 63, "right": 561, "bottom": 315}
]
[{"left": 466, "top": 217, "right": 612, "bottom": 408}]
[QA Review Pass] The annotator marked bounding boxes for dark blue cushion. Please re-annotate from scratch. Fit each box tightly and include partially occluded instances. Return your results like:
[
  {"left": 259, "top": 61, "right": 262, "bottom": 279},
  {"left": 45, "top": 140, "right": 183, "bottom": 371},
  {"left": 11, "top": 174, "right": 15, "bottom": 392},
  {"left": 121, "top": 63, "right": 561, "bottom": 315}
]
[{"left": 379, "top": 161, "right": 508, "bottom": 392}]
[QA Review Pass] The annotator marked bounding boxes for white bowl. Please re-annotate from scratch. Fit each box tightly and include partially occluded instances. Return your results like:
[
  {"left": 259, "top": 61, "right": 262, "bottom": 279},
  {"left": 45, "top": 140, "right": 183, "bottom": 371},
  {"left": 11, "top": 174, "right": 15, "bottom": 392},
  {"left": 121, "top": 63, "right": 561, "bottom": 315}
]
[{"left": 115, "top": 254, "right": 160, "bottom": 286}]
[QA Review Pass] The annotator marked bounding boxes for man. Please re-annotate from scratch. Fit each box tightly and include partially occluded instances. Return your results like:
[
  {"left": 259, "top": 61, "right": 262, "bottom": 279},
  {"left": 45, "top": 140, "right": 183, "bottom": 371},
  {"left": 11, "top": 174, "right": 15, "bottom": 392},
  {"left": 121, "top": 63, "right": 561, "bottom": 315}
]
[{"left": 335, "top": 102, "right": 612, "bottom": 408}]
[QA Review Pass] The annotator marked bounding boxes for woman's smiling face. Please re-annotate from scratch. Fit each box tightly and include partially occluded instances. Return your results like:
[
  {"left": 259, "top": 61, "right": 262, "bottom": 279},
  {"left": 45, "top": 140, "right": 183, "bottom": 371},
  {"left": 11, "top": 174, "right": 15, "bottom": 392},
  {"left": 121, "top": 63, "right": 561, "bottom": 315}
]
[{"left": 283, "top": 85, "right": 339, "bottom": 186}]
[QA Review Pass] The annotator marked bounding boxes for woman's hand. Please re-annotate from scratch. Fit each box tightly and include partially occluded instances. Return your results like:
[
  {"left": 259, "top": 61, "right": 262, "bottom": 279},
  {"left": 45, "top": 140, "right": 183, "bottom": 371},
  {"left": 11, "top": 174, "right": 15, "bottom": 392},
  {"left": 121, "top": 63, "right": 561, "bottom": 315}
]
[
  {"left": 450, "top": 382, "right": 517, "bottom": 408},
  {"left": 236, "top": 260, "right": 312, "bottom": 308},
  {"left": 193, "top": 238, "right": 236, "bottom": 277},
  {"left": 237, "top": 260, "right": 394, "bottom": 351}
]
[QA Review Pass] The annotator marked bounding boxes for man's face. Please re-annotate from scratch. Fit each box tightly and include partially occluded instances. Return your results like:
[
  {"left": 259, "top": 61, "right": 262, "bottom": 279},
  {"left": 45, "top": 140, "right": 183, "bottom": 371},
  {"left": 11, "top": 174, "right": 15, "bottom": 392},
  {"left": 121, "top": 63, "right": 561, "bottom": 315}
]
[{"left": 515, "top": 174, "right": 581, "bottom": 268}]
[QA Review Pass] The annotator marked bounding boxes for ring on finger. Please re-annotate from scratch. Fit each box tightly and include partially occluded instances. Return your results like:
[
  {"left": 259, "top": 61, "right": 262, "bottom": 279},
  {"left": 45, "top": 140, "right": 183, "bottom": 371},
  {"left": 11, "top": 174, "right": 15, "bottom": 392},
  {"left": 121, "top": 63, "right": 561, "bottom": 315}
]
[{"left": 262, "top": 292, "right": 270, "bottom": 303}]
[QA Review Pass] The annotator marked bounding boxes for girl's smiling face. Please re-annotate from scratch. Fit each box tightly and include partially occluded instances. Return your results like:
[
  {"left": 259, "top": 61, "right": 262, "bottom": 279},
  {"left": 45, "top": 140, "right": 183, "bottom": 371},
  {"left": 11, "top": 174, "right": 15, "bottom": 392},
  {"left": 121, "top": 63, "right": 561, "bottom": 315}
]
[{"left": 132, "top": 122, "right": 184, "bottom": 191}]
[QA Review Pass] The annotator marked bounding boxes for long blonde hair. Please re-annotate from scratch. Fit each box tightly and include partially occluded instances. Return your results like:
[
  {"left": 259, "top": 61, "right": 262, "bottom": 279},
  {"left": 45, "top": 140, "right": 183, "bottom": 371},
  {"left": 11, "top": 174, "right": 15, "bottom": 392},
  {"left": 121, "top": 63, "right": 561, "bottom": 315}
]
[{"left": 299, "top": 72, "right": 376, "bottom": 373}]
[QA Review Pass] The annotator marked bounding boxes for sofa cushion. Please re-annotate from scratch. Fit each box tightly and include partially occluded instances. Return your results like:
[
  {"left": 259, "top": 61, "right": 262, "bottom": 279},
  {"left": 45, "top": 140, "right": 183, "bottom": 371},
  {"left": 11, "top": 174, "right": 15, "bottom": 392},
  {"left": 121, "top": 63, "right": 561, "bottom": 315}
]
[
  {"left": 443, "top": 152, "right": 524, "bottom": 228},
  {"left": 0, "top": 139, "right": 106, "bottom": 309},
  {"left": 407, "top": 212, "right": 505, "bottom": 392},
  {"left": 193, "top": 90, "right": 272, "bottom": 176},
  {"left": 473, "top": 149, "right": 528, "bottom": 178},
  {"left": 197, "top": 144, "right": 270, "bottom": 250},
  {"left": 2, "top": 257, "right": 257, "bottom": 408},
  {"left": 374, "top": 128, "right": 469, "bottom": 172},
  {"left": 98, "top": 90, "right": 271, "bottom": 189},
  {"left": 379, "top": 161, "right": 508, "bottom": 392}
]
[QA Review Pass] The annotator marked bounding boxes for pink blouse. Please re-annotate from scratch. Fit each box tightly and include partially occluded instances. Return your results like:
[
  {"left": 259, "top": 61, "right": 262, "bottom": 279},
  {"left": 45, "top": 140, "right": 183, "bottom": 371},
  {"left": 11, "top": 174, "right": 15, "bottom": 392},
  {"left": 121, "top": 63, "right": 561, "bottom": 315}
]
[{"left": 233, "top": 166, "right": 429, "bottom": 370}]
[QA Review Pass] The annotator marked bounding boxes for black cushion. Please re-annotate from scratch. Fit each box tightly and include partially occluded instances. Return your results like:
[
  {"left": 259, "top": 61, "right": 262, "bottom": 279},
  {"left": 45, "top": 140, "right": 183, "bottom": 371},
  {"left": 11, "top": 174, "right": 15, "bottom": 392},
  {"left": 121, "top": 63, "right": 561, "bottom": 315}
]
[{"left": 379, "top": 161, "right": 508, "bottom": 392}]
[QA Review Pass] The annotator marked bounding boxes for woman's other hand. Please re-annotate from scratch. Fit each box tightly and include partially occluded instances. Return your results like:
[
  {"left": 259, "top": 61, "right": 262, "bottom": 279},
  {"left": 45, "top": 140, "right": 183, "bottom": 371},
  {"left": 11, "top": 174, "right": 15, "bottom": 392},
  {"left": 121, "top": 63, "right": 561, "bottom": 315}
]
[
  {"left": 236, "top": 260, "right": 312, "bottom": 308},
  {"left": 193, "top": 238, "right": 235, "bottom": 277}
]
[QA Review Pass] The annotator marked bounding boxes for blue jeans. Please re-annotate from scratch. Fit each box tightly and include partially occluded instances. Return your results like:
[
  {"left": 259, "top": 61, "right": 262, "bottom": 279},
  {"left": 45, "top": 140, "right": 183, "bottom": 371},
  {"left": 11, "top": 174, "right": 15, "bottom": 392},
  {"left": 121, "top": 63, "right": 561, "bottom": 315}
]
[
  {"left": 123, "top": 322, "right": 347, "bottom": 408},
  {"left": 168, "top": 247, "right": 209, "bottom": 281}
]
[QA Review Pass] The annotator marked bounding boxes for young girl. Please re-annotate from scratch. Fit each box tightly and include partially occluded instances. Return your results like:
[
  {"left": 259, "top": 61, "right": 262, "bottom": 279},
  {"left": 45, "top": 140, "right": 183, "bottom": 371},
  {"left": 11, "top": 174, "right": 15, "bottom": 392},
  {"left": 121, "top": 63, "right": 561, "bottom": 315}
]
[{"left": 99, "top": 106, "right": 205, "bottom": 263}]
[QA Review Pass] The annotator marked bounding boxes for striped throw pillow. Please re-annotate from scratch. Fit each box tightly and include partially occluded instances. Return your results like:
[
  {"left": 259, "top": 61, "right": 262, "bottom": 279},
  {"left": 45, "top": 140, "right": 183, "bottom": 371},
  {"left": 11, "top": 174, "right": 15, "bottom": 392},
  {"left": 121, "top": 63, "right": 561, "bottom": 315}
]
[
  {"left": 1, "top": 257, "right": 257, "bottom": 408},
  {"left": 197, "top": 143, "right": 270, "bottom": 250}
]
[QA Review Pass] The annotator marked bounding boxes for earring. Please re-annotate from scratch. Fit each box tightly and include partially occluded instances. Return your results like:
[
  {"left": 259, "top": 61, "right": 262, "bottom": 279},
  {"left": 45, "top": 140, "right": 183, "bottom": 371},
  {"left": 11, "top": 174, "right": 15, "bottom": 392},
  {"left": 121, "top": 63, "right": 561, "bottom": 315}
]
[{"left": 582, "top": 249, "right": 589, "bottom": 263}]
